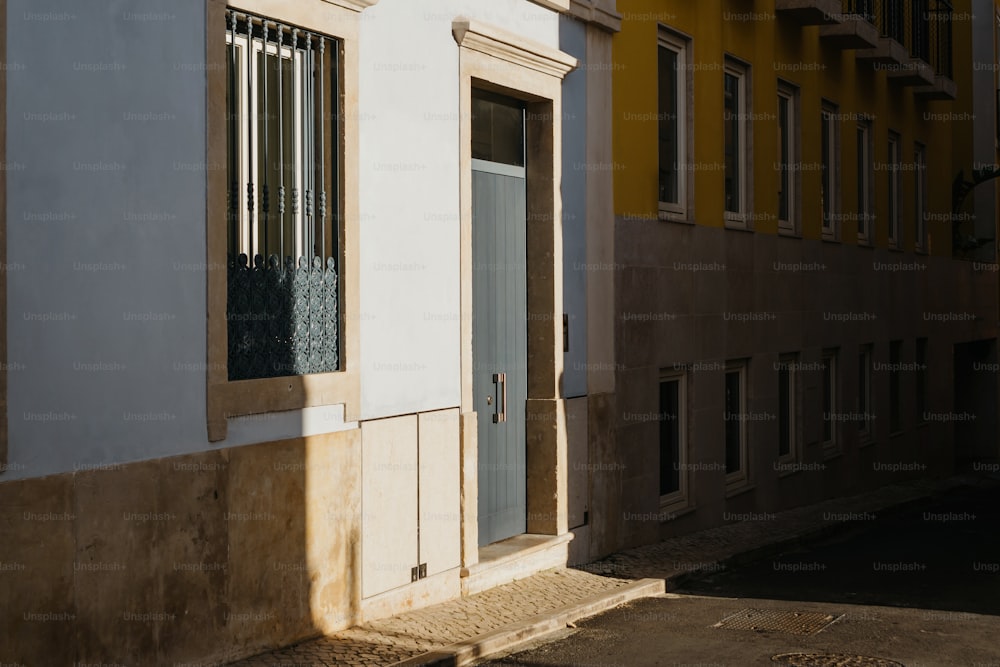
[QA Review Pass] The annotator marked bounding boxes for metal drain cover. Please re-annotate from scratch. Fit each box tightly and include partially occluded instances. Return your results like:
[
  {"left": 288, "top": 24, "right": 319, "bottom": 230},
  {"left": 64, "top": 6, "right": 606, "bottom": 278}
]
[
  {"left": 713, "top": 608, "right": 839, "bottom": 634},
  {"left": 772, "top": 653, "right": 904, "bottom": 667}
]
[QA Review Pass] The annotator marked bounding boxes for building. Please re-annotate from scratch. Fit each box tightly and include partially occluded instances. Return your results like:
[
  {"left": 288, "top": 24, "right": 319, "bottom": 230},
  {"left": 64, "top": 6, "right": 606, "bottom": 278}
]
[
  {"left": 600, "top": 0, "right": 1000, "bottom": 556},
  {"left": 0, "top": 0, "right": 620, "bottom": 664}
]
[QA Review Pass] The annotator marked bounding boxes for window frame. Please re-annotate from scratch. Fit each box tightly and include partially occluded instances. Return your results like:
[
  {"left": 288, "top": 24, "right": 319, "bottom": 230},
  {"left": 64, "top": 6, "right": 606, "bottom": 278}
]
[
  {"left": 887, "top": 131, "right": 901, "bottom": 249},
  {"left": 776, "top": 354, "right": 798, "bottom": 466},
  {"left": 724, "top": 359, "right": 749, "bottom": 489},
  {"left": 889, "top": 340, "right": 903, "bottom": 434},
  {"left": 658, "top": 369, "right": 689, "bottom": 513},
  {"left": 657, "top": 28, "right": 691, "bottom": 222},
  {"left": 857, "top": 344, "right": 873, "bottom": 443},
  {"left": 723, "top": 58, "right": 751, "bottom": 229},
  {"left": 856, "top": 119, "right": 873, "bottom": 245},
  {"left": 820, "top": 101, "right": 840, "bottom": 241},
  {"left": 206, "top": 0, "right": 368, "bottom": 441},
  {"left": 915, "top": 338, "right": 928, "bottom": 425},
  {"left": 821, "top": 349, "right": 839, "bottom": 455},
  {"left": 776, "top": 80, "right": 800, "bottom": 235},
  {"left": 914, "top": 142, "right": 927, "bottom": 252}
]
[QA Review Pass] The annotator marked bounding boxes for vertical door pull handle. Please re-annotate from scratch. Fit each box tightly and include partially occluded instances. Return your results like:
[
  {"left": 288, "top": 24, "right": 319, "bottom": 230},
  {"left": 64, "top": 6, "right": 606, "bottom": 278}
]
[{"left": 492, "top": 372, "right": 507, "bottom": 423}]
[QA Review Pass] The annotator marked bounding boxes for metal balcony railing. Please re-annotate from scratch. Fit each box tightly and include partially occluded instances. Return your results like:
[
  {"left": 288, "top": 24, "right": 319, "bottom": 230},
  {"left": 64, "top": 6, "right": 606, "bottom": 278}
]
[{"left": 842, "top": 0, "right": 953, "bottom": 79}]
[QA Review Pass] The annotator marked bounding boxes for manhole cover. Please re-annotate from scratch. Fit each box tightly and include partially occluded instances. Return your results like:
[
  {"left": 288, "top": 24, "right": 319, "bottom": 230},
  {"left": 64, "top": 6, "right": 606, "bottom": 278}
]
[
  {"left": 772, "top": 653, "right": 904, "bottom": 667},
  {"left": 713, "top": 609, "right": 839, "bottom": 634}
]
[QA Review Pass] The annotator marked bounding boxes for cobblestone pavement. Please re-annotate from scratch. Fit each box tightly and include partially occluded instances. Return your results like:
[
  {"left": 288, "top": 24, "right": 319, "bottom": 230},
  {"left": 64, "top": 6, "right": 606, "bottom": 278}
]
[
  {"left": 228, "top": 474, "right": 976, "bottom": 666},
  {"left": 227, "top": 568, "right": 633, "bottom": 666}
]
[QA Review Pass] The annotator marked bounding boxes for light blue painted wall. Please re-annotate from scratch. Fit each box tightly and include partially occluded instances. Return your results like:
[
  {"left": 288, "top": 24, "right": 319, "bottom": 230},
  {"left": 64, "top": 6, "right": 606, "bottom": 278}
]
[{"left": 6, "top": 0, "right": 211, "bottom": 480}]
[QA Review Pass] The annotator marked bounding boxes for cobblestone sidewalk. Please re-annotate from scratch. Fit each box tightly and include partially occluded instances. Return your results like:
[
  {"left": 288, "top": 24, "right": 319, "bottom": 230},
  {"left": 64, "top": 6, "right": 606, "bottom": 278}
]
[
  {"left": 227, "top": 568, "right": 633, "bottom": 667},
  {"left": 228, "top": 474, "right": 986, "bottom": 666}
]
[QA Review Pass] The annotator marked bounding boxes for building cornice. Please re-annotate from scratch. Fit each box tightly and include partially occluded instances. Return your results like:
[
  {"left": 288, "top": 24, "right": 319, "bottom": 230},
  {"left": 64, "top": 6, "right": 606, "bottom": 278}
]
[
  {"left": 452, "top": 17, "right": 578, "bottom": 79},
  {"left": 322, "top": 0, "right": 379, "bottom": 12},
  {"left": 569, "top": 0, "right": 622, "bottom": 33}
]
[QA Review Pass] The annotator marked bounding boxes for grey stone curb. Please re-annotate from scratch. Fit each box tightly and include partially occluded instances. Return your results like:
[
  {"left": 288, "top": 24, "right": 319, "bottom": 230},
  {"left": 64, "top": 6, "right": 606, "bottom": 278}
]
[{"left": 388, "top": 577, "right": 666, "bottom": 666}]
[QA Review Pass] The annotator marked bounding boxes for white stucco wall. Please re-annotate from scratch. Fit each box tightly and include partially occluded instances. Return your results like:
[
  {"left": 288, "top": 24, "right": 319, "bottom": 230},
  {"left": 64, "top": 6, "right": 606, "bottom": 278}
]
[
  {"left": 3, "top": 0, "right": 576, "bottom": 480},
  {"left": 356, "top": 0, "right": 562, "bottom": 419}
]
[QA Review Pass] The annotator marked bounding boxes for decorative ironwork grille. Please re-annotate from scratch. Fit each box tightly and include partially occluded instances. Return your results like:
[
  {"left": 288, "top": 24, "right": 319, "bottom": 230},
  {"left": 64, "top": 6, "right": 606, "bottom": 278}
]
[{"left": 225, "top": 8, "right": 341, "bottom": 381}]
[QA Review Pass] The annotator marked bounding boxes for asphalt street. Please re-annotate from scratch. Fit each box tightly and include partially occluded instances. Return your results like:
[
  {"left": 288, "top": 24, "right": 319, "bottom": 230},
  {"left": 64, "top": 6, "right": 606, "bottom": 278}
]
[{"left": 476, "top": 479, "right": 1000, "bottom": 667}]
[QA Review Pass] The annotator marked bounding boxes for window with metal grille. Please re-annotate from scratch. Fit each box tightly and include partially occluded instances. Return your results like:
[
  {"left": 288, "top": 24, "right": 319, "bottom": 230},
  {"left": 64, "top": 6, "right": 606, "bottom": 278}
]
[{"left": 225, "top": 8, "right": 341, "bottom": 381}]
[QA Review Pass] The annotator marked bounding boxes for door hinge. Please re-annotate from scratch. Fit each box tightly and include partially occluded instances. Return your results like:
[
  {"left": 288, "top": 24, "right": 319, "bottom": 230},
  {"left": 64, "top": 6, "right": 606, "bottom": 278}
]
[{"left": 563, "top": 313, "right": 569, "bottom": 352}]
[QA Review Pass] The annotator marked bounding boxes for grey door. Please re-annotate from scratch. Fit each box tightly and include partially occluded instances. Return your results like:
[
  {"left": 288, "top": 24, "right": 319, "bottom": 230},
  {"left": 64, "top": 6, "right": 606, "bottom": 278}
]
[{"left": 472, "top": 91, "right": 528, "bottom": 546}]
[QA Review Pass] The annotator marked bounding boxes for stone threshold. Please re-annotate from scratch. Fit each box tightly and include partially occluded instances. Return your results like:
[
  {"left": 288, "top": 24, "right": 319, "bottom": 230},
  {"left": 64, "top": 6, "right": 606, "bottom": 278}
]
[{"left": 461, "top": 533, "right": 573, "bottom": 596}]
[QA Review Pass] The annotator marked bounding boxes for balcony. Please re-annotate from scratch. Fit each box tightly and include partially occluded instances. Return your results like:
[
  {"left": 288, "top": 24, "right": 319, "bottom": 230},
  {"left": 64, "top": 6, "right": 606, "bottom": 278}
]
[
  {"left": 818, "top": 10, "right": 880, "bottom": 49},
  {"left": 828, "top": 0, "right": 956, "bottom": 98},
  {"left": 774, "top": 0, "right": 841, "bottom": 25}
]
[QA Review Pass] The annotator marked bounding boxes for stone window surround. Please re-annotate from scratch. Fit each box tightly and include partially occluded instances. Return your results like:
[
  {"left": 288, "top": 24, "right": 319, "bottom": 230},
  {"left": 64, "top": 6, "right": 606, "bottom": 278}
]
[
  {"left": 657, "top": 26, "right": 692, "bottom": 223},
  {"left": 724, "top": 359, "right": 750, "bottom": 492},
  {"left": 821, "top": 99, "right": 841, "bottom": 242},
  {"left": 657, "top": 369, "right": 690, "bottom": 515},
  {"left": 205, "top": 0, "right": 376, "bottom": 442},
  {"left": 451, "top": 16, "right": 577, "bottom": 567},
  {"left": 723, "top": 56, "right": 753, "bottom": 231},
  {"left": 776, "top": 79, "right": 801, "bottom": 237},
  {"left": 776, "top": 353, "right": 800, "bottom": 470}
]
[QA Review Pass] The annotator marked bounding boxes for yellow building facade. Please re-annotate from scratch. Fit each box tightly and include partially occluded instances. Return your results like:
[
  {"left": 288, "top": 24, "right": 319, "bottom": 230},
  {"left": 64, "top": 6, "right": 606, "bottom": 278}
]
[{"left": 584, "top": 0, "right": 1000, "bottom": 558}]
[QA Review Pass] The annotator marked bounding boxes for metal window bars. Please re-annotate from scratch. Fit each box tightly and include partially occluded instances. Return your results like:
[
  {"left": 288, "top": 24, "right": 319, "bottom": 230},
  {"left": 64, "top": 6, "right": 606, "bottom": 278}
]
[
  {"left": 842, "top": 0, "right": 953, "bottom": 79},
  {"left": 225, "top": 8, "right": 341, "bottom": 380}
]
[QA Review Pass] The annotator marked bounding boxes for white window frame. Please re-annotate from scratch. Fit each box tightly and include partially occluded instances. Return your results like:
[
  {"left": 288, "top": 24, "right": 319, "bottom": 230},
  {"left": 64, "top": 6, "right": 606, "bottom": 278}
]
[
  {"left": 724, "top": 360, "right": 749, "bottom": 489},
  {"left": 821, "top": 101, "right": 840, "bottom": 240},
  {"left": 776, "top": 354, "right": 798, "bottom": 466},
  {"left": 887, "top": 131, "right": 901, "bottom": 249},
  {"left": 821, "top": 349, "right": 839, "bottom": 455},
  {"left": 658, "top": 370, "right": 689, "bottom": 513},
  {"left": 889, "top": 339, "right": 903, "bottom": 433},
  {"left": 856, "top": 120, "right": 873, "bottom": 245},
  {"left": 914, "top": 143, "right": 927, "bottom": 252},
  {"left": 227, "top": 30, "right": 313, "bottom": 260},
  {"left": 657, "top": 28, "right": 690, "bottom": 221},
  {"left": 857, "top": 344, "right": 873, "bottom": 443},
  {"left": 723, "top": 58, "right": 750, "bottom": 229},
  {"left": 915, "top": 338, "right": 928, "bottom": 425},
  {"left": 777, "top": 81, "right": 799, "bottom": 235}
]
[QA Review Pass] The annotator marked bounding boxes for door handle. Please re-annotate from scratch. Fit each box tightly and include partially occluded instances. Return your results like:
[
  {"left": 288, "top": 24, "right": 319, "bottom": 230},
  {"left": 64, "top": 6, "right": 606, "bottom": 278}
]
[{"left": 492, "top": 372, "right": 506, "bottom": 423}]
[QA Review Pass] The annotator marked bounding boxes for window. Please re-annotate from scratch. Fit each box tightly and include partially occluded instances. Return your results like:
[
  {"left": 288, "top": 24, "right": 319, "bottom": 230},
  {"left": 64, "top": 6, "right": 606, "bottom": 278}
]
[
  {"left": 225, "top": 9, "right": 341, "bottom": 381},
  {"left": 659, "top": 372, "right": 688, "bottom": 509},
  {"left": 914, "top": 143, "right": 927, "bottom": 251},
  {"left": 916, "top": 338, "right": 928, "bottom": 424},
  {"left": 889, "top": 340, "right": 903, "bottom": 433},
  {"left": 821, "top": 350, "right": 838, "bottom": 451},
  {"left": 658, "top": 30, "right": 689, "bottom": 219},
  {"left": 887, "top": 132, "right": 901, "bottom": 248},
  {"left": 724, "top": 59, "right": 750, "bottom": 227},
  {"left": 724, "top": 361, "right": 748, "bottom": 485},
  {"left": 856, "top": 120, "right": 872, "bottom": 244},
  {"left": 777, "top": 355, "right": 797, "bottom": 462},
  {"left": 857, "top": 345, "right": 872, "bottom": 441},
  {"left": 821, "top": 102, "right": 839, "bottom": 239},
  {"left": 777, "top": 81, "right": 799, "bottom": 234},
  {"left": 207, "top": 0, "right": 363, "bottom": 441}
]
